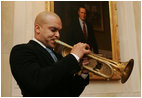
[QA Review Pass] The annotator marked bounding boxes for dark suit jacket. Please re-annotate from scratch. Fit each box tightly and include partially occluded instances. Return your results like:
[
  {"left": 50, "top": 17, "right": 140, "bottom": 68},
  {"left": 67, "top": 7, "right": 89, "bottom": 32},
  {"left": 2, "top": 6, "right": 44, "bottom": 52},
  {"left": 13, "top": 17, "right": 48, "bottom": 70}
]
[
  {"left": 65, "top": 18, "right": 98, "bottom": 53},
  {"left": 10, "top": 40, "right": 89, "bottom": 97}
]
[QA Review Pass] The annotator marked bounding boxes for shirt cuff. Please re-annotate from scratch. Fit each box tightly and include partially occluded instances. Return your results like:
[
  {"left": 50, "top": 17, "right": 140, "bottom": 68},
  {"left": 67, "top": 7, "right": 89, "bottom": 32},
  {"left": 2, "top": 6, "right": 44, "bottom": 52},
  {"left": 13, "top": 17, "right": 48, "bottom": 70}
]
[
  {"left": 81, "top": 73, "right": 88, "bottom": 79},
  {"left": 70, "top": 53, "right": 79, "bottom": 62}
]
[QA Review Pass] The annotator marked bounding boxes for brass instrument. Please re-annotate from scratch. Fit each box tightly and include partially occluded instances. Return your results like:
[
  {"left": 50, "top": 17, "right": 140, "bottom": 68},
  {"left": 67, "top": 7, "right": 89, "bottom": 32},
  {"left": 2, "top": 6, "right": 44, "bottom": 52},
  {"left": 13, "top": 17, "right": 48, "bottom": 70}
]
[{"left": 55, "top": 40, "right": 134, "bottom": 84}]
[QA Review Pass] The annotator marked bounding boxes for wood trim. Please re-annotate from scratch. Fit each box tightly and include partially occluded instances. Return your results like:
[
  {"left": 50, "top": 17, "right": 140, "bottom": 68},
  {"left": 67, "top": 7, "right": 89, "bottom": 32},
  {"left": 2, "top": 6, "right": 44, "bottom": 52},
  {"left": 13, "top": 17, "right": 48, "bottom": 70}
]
[
  {"left": 109, "top": 1, "right": 120, "bottom": 62},
  {"left": 45, "top": 1, "right": 54, "bottom": 12}
]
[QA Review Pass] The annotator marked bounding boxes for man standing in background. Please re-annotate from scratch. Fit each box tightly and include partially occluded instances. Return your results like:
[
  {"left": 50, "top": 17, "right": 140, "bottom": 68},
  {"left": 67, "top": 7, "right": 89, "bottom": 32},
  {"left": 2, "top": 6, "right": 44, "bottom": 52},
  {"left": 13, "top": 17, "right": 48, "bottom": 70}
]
[{"left": 65, "top": 6, "right": 98, "bottom": 54}]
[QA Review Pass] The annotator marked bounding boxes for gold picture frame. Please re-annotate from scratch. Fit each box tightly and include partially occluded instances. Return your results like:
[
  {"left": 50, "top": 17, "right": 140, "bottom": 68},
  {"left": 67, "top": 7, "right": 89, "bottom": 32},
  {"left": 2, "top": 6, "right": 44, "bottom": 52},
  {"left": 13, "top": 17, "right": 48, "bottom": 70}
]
[{"left": 45, "top": 1, "right": 120, "bottom": 80}]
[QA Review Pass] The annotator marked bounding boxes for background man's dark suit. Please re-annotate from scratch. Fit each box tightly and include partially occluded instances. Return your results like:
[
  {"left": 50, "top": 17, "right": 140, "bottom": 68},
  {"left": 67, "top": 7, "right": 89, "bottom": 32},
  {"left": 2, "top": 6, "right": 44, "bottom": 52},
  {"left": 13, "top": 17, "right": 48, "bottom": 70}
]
[
  {"left": 65, "top": 18, "right": 98, "bottom": 54},
  {"left": 10, "top": 40, "right": 89, "bottom": 97}
]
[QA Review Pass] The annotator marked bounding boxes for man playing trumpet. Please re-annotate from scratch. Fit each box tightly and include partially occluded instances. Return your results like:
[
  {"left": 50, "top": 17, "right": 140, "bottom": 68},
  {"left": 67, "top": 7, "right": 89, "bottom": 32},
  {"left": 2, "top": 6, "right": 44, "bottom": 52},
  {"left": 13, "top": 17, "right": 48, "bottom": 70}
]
[{"left": 10, "top": 11, "right": 91, "bottom": 97}]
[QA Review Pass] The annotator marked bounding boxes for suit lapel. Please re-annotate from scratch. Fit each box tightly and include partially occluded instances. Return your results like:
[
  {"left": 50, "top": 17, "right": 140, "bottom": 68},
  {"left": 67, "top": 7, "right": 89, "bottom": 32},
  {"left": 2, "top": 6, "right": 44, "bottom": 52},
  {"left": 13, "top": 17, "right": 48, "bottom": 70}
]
[
  {"left": 77, "top": 19, "right": 84, "bottom": 34},
  {"left": 28, "top": 40, "right": 55, "bottom": 63}
]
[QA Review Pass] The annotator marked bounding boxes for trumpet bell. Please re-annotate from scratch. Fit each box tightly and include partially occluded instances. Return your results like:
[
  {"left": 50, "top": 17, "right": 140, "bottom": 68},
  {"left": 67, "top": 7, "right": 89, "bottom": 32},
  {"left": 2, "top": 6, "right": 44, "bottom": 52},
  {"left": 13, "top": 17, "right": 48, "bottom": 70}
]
[{"left": 121, "top": 59, "right": 134, "bottom": 83}]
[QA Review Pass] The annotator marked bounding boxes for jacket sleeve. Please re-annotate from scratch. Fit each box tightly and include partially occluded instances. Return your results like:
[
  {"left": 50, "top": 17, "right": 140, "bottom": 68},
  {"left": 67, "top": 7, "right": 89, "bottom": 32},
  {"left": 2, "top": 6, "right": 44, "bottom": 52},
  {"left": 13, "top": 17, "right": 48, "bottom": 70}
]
[
  {"left": 71, "top": 74, "right": 89, "bottom": 96},
  {"left": 10, "top": 44, "right": 81, "bottom": 94}
]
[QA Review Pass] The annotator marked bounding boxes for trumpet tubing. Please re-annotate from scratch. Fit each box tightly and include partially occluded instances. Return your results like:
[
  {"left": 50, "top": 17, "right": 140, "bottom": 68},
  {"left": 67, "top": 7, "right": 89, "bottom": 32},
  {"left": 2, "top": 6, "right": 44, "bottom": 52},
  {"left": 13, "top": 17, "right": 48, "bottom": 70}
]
[{"left": 55, "top": 40, "right": 134, "bottom": 83}]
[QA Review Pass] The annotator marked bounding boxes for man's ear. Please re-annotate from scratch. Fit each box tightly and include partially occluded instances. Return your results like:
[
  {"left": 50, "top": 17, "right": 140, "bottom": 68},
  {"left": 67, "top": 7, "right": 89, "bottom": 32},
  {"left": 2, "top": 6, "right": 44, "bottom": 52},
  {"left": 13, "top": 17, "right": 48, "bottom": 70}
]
[{"left": 35, "top": 24, "right": 41, "bottom": 34}]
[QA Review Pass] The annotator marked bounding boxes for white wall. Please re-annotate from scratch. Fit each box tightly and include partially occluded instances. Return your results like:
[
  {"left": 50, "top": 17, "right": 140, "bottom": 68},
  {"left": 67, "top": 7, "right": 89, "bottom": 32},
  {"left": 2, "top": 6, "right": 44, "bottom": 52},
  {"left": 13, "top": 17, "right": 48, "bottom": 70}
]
[
  {"left": 133, "top": 1, "right": 141, "bottom": 74},
  {"left": 1, "top": 1, "right": 45, "bottom": 97},
  {"left": 13, "top": 1, "right": 45, "bottom": 45},
  {"left": 1, "top": 1, "right": 141, "bottom": 97},
  {"left": 1, "top": 1, "right": 14, "bottom": 96}
]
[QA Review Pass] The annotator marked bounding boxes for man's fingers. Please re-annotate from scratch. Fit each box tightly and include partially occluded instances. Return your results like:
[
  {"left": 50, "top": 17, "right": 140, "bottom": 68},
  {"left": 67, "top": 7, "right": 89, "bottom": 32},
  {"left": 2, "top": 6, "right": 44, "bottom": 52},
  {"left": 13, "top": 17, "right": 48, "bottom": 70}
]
[{"left": 71, "top": 42, "right": 91, "bottom": 59}]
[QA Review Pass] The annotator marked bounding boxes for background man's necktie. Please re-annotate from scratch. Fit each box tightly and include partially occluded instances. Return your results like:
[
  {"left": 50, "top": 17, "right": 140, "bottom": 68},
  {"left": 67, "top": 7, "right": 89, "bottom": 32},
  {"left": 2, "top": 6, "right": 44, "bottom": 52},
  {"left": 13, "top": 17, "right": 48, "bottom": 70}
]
[
  {"left": 46, "top": 48, "right": 58, "bottom": 62},
  {"left": 82, "top": 21, "right": 88, "bottom": 41}
]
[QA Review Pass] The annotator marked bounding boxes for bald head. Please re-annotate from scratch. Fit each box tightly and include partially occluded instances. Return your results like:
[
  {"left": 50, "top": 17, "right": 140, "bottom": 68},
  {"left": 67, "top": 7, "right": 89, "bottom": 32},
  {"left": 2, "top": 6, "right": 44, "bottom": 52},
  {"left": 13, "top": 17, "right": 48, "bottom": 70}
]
[
  {"left": 34, "top": 11, "right": 61, "bottom": 27},
  {"left": 34, "top": 11, "right": 62, "bottom": 48}
]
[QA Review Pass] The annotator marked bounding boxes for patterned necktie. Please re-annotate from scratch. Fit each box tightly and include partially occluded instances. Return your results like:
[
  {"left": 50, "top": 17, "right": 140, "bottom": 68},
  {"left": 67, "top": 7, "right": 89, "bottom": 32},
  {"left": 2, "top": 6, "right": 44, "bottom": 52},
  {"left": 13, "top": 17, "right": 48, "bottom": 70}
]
[
  {"left": 82, "top": 21, "right": 88, "bottom": 41},
  {"left": 45, "top": 48, "right": 58, "bottom": 62}
]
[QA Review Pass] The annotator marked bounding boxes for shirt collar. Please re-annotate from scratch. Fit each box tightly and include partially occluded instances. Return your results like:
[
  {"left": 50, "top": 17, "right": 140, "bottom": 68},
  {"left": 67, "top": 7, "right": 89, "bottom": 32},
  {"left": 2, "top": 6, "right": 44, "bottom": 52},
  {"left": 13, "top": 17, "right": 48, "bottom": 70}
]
[
  {"left": 79, "top": 18, "right": 85, "bottom": 24},
  {"left": 33, "top": 38, "right": 54, "bottom": 56},
  {"left": 79, "top": 17, "right": 83, "bottom": 24},
  {"left": 33, "top": 38, "right": 46, "bottom": 49}
]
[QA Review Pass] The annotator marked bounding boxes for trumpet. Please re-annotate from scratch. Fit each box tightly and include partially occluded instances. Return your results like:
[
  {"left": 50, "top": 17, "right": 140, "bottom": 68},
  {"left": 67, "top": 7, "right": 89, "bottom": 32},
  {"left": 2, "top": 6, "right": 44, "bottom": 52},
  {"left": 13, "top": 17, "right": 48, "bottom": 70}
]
[{"left": 55, "top": 40, "right": 134, "bottom": 84}]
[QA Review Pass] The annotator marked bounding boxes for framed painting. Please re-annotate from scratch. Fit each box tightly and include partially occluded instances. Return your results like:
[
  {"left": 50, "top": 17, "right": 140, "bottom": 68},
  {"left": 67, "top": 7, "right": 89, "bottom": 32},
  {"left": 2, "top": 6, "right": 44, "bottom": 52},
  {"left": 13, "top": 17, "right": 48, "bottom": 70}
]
[
  {"left": 45, "top": 1, "right": 120, "bottom": 80},
  {"left": 84, "top": 2, "right": 104, "bottom": 32}
]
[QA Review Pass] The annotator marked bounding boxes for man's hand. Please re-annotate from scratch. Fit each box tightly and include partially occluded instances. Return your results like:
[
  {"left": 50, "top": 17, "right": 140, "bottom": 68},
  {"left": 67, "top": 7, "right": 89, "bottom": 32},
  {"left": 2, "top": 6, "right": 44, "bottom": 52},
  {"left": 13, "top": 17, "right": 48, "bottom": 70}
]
[{"left": 70, "top": 42, "right": 90, "bottom": 59}]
